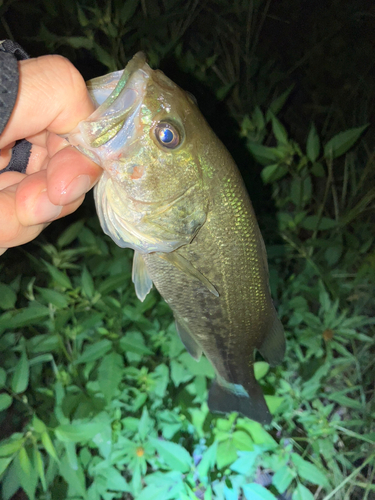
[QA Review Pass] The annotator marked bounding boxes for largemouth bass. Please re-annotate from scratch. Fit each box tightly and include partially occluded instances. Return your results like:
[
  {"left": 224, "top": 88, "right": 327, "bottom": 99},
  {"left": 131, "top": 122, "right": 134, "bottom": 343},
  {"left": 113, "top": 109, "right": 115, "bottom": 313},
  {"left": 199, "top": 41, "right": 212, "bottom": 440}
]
[{"left": 67, "top": 53, "right": 285, "bottom": 425}]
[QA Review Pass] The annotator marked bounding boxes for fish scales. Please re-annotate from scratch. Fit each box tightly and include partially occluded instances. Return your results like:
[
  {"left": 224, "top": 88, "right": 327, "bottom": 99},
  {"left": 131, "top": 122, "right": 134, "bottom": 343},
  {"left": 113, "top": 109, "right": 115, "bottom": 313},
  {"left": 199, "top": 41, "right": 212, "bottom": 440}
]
[
  {"left": 67, "top": 52, "right": 286, "bottom": 425},
  {"left": 143, "top": 138, "right": 278, "bottom": 423}
]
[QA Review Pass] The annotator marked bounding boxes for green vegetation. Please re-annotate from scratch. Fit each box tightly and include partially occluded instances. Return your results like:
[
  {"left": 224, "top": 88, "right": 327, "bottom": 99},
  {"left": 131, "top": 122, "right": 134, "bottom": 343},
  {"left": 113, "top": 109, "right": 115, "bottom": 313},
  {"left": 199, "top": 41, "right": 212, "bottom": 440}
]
[{"left": 0, "top": 1, "right": 374, "bottom": 499}]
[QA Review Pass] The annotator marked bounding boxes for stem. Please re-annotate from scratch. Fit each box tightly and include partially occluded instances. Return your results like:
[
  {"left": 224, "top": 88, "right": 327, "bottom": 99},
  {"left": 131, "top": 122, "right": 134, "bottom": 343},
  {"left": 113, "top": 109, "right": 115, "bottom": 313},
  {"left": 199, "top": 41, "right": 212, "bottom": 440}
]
[{"left": 322, "top": 454, "right": 375, "bottom": 500}]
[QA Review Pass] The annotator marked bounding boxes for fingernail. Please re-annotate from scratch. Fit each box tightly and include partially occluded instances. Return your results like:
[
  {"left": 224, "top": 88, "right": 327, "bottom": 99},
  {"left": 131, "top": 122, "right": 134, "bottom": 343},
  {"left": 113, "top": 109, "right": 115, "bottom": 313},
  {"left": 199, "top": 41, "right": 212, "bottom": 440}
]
[
  {"left": 59, "top": 174, "right": 91, "bottom": 205},
  {"left": 33, "top": 190, "right": 63, "bottom": 224}
]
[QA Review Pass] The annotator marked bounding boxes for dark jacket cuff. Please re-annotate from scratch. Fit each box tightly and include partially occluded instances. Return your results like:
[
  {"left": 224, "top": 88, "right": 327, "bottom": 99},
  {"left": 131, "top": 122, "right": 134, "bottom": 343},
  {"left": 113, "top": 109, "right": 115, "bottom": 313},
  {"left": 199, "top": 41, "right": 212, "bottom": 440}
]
[{"left": 0, "top": 40, "right": 31, "bottom": 174}]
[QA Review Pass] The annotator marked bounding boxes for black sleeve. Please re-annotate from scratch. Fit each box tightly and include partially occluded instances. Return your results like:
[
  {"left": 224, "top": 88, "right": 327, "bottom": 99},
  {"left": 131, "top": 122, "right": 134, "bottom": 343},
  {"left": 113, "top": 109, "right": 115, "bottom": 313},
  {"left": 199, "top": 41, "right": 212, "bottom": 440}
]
[{"left": 0, "top": 40, "right": 32, "bottom": 174}]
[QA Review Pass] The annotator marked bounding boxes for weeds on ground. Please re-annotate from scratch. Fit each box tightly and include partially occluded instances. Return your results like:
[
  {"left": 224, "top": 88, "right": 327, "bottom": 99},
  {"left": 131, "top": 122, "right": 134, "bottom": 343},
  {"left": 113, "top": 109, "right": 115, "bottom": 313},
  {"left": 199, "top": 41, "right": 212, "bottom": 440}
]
[{"left": 0, "top": 0, "right": 374, "bottom": 499}]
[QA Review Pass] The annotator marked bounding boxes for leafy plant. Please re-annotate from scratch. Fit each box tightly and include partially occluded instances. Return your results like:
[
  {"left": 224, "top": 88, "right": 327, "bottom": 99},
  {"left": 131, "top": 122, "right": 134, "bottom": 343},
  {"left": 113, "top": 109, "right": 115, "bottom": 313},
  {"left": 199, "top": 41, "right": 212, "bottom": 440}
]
[{"left": 1, "top": 0, "right": 375, "bottom": 499}]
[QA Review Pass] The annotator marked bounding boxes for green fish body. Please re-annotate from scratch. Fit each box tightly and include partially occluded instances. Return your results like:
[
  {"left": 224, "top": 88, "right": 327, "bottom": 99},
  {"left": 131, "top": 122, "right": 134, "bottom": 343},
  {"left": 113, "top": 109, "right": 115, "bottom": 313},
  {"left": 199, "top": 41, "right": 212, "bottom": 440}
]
[{"left": 67, "top": 53, "right": 285, "bottom": 425}]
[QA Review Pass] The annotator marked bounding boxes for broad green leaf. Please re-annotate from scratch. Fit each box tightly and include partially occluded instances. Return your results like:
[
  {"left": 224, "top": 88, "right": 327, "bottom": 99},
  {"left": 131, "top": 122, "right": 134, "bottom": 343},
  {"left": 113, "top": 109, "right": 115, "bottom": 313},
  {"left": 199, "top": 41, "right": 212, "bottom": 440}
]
[
  {"left": 11, "top": 350, "right": 29, "bottom": 394},
  {"left": 311, "top": 162, "right": 325, "bottom": 177},
  {"left": 138, "top": 407, "right": 154, "bottom": 441},
  {"left": 271, "top": 114, "right": 288, "bottom": 144},
  {"left": 264, "top": 396, "right": 284, "bottom": 415},
  {"left": 0, "top": 456, "right": 13, "bottom": 475},
  {"left": 197, "top": 442, "right": 217, "bottom": 479},
  {"left": 98, "top": 352, "right": 124, "bottom": 401},
  {"left": 291, "top": 454, "right": 329, "bottom": 486},
  {"left": 170, "top": 360, "right": 191, "bottom": 386},
  {"left": 57, "top": 220, "right": 85, "bottom": 247},
  {"left": 232, "top": 431, "right": 253, "bottom": 451},
  {"left": 217, "top": 82, "right": 235, "bottom": 101},
  {"left": 55, "top": 421, "right": 104, "bottom": 443},
  {"left": 0, "top": 284, "right": 17, "bottom": 310},
  {"left": 43, "top": 260, "right": 72, "bottom": 289},
  {"left": 121, "top": 0, "right": 139, "bottom": 24},
  {"left": 230, "top": 450, "right": 259, "bottom": 475},
  {"left": 179, "top": 352, "right": 215, "bottom": 378},
  {"left": 33, "top": 447, "right": 46, "bottom": 491},
  {"left": 290, "top": 176, "right": 312, "bottom": 208},
  {"left": 224, "top": 485, "right": 238, "bottom": 500},
  {"left": 36, "top": 287, "right": 69, "bottom": 308},
  {"left": 300, "top": 216, "right": 337, "bottom": 231},
  {"left": 59, "top": 452, "right": 86, "bottom": 498},
  {"left": 64, "top": 441, "right": 78, "bottom": 470},
  {"left": 105, "top": 466, "right": 130, "bottom": 491},
  {"left": 120, "top": 335, "right": 153, "bottom": 356},
  {"left": 261, "top": 164, "right": 288, "bottom": 184},
  {"left": 137, "top": 482, "right": 179, "bottom": 500},
  {"left": 326, "top": 393, "right": 363, "bottom": 410},
  {"left": 41, "top": 431, "right": 59, "bottom": 462},
  {"left": 81, "top": 266, "right": 94, "bottom": 298},
  {"left": 324, "top": 124, "right": 368, "bottom": 159},
  {"left": 248, "top": 144, "right": 279, "bottom": 166},
  {"left": 237, "top": 420, "right": 277, "bottom": 448},
  {"left": 150, "top": 438, "right": 192, "bottom": 473},
  {"left": 98, "top": 273, "right": 130, "bottom": 294},
  {"left": 0, "top": 394, "right": 12, "bottom": 412},
  {"left": 0, "top": 368, "right": 6, "bottom": 388},
  {"left": 273, "top": 466, "right": 295, "bottom": 492},
  {"left": 65, "top": 36, "right": 93, "bottom": 50},
  {"left": 18, "top": 447, "right": 31, "bottom": 475},
  {"left": 32, "top": 415, "right": 46, "bottom": 434},
  {"left": 254, "top": 362, "right": 269, "bottom": 380},
  {"left": 0, "top": 437, "right": 23, "bottom": 457},
  {"left": 243, "top": 483, "right": 277, "bottom": 500},
  {"left": 266, "top": 85, "right": 294, "bottom": 120},
  {"left": 0, "top": 305, "right": 50, "bottom": 331},
  {"left": 1, "top": 461, "right": 20, "bottom": 500},
  {"left": 252, "top": 106, "right": 265, "bottom": 130},
  {"left": 14, "top": 450, "right": 37, "bottom": 500},
  {"left": 27, "top": 334, "right": 59, "bottom": 354},
  {"left": 93, "top": 42, "right": 115, "bottom": 70},
  {"left": 216, "top": 439, "right": 238, "bottom": 469},
  {"left": 306, "top": 124, "right": 320, "bottom": 162},
  {"left": 292, "top": 483, "right": 314, "bottom": 500},
  {"left": 75, "top": 339, "right": 112, "bottom": 364}
]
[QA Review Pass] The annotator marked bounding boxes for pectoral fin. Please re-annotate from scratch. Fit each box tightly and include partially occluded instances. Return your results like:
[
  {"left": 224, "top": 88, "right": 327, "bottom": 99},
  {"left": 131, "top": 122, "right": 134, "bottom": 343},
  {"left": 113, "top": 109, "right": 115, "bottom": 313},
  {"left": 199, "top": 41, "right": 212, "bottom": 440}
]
[
  {"left": 158, "top": 252, "right": 219, "bottom": 297},
  {"left": 132, "top": 251, "right": 153, "bottom": 302},
  {"left": 175, "top": 317, "right": 202, "bottom": 361}
]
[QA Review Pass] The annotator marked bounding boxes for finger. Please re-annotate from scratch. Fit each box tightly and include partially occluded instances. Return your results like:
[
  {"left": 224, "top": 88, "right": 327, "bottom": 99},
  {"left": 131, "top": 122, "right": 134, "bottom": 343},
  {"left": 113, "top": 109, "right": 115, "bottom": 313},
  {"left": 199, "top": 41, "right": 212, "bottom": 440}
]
[
  {"left": 0, "top": 182, "right": 47, "bottom": 245},
  {"left": 0, "top": 178, "right": 84, "bottom": 248},
  {"left": 46, "top": 146, "right": 102, "bottom": 206},
  {"left": 15, "top": 169, "right": 86, "bottom": 227},
  {"left": 26, "top": 144, "right": 49, "bottom": 174},
  {"left": 14, "top": 170, "right": 62, "bottom": 226},
  {"left": 0, "top": 171, "right": 25, "bottom": 190},
  {"left": 0, "top": 55, "right": 95, "bottom": 148}
]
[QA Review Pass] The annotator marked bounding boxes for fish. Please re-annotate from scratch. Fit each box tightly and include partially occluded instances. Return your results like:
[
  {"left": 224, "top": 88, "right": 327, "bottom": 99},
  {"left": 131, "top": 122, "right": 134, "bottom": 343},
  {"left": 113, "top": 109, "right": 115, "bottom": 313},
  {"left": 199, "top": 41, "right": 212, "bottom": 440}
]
[{"left": 67, "top": 52, "right": 285, "bottom": 425}]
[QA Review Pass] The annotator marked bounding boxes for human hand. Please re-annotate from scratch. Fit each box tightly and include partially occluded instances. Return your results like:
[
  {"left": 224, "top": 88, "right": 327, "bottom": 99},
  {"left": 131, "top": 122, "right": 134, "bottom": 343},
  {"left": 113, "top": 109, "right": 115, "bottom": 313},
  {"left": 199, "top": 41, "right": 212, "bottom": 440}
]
[{"left": 0, "top": 55, "right": 102, "bottom": 255}]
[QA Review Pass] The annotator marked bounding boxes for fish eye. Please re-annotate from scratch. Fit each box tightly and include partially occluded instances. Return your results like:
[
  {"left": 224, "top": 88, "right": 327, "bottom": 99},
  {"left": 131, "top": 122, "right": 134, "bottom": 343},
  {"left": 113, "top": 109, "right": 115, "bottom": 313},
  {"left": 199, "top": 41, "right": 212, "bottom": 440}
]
[{"left": 154, "top": 121, "right": 181, "bottom": 149}]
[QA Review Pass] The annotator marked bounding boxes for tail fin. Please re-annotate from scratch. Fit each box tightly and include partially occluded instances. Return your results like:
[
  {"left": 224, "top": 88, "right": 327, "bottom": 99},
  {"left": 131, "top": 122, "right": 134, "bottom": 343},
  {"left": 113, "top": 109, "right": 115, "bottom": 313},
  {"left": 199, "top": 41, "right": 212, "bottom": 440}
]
[{"left": 208, "top": 379, "right": 272, "bottom": 425}]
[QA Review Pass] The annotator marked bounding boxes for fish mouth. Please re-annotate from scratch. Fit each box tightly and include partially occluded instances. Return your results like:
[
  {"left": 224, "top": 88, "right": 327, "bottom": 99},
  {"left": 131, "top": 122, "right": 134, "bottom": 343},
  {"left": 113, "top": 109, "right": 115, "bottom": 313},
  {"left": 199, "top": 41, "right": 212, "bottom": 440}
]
[{"left": 68, "top": 53, "right": 151, "bottom": 165}]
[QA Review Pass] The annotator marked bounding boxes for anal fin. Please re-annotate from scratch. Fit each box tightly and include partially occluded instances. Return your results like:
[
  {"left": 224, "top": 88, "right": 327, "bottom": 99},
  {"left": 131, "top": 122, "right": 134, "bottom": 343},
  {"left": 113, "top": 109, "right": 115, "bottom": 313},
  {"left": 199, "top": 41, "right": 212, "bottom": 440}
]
[
  {"left": 258, "top": 307, "right": 285, "bottom": 367},
  {"left": 132, "top": 251, "right": 153, "bottom": 302}
]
